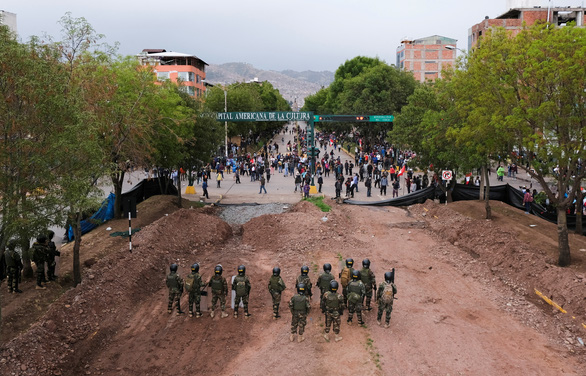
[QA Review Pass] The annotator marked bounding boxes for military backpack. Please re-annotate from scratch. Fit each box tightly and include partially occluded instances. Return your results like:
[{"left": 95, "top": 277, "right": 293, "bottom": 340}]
[
  {"left": 235, "top": 277, "right": 247, "bottom": 296},
  {"left": 166, "top": 273, "right": 179, "bottom": 290},
  {"left": 340, "top": 267, "right": 352, "bottom": 287},
  {"left": 210, "top": 276, "right": 223, "bottom": 292},
  {"left": 184, "top": 273, "right": 198, "bottom": 293},
  {"left": 318, "top": 272, "right": 334, "bottom": 290},
  {"left": 347, "top": 282, "right": 362, "bottom": 304},
  {"left": 381, "top": 283, "right": 395, "bottom": 304},
  {"left": 292, "top": 295, "right": 307, "bottom": 312},
  {"left": 325, "top": 292, "right": 341, "bottom": 310},
  {"left": 360, "top": 268, "right": 372, "bottom": 285},
  {"left": 269, "top": 276, "right": 282, "bottom": 291}
]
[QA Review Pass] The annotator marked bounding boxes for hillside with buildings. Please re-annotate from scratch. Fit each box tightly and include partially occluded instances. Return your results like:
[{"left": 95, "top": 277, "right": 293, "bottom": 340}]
[{"left": 206, "top": 62, "right": 334, "bottom": 105}]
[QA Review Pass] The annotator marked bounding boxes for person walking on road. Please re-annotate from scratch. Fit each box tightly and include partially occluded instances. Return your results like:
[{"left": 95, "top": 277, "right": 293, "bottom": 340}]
[
  {"left": 202, "top": 179, "right": 209, "bottom": 199},
  {"left": 259, "top": 176, "right": 267, "bottom": 194},
  {"left": 216, "top": 172, "right": 223, "bottom": 188}
]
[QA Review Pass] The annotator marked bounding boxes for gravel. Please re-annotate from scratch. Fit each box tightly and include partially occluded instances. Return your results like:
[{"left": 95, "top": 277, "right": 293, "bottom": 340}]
[{"left": 218, "top": 203, "right": 290, "bottom": 225}]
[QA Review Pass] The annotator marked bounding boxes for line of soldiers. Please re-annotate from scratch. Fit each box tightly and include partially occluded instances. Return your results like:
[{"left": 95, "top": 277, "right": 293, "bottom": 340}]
[
  {"left": 165, "top": 257, "right": 397, "bottom": 343},
  {"left": 4, "top": 231, "right": 60, "bottom": 293}
]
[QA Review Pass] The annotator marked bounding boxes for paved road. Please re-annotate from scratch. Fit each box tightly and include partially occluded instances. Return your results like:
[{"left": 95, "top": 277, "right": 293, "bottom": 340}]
[{"left": 183, "top": 122, "right": 543, "bottom": 205}]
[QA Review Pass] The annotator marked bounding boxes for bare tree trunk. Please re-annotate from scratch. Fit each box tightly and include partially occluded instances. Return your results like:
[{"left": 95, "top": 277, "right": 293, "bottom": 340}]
[
  {"left": 576, "top": 188, "right": 583, "bottom": 235},
  {"left": 484, "top": 164, "right": 492, "bottom": 220},
  {"left": 479, "top": 165, "right": 486, "bottom": 201},
  {"left": 112, "top": 171, "right": 125, "bottom": 219},
  {"left": 177, "top": 175, "right": 183, "bottom": 208},
  {"left": 557, "top": 207, "right": 571, "bottom": 267},
  {"left": 73, "top": 212, "right": 82, "bottom": 286}
]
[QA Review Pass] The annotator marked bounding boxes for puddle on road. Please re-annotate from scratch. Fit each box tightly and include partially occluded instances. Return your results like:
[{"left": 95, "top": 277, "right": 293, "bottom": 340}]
[{"left": 218, "top": 203, "right": 290, "bottom": 225}]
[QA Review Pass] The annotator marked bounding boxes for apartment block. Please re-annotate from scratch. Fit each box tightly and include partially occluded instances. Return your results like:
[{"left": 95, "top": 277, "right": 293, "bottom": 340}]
[
  {"left": 138, "top": 49, "right": 208, "bottom": 98},
  {"left": 469, "top": 2, "right": 586, "bottom": 49},
  {"left": 0, "top": 10, "right": 17, "bottom": 34},
  {"left": 396, "top": 35, "right": 458, "bottom": 83}
]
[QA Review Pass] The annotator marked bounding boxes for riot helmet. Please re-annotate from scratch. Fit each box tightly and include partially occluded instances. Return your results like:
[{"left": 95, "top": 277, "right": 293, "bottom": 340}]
[
  {"left": 191, "top": 263, "right": 199, "bottom": 273},
  {"left": 330, "top": 280, "right": 339, "bottom": 292},
  {"left": 345, "top": 258, "right": 354, "bottom": 268},
  {"left": 351, "top": 269, "right": 360, "bottom": 280},
  {"left": 7, "top": 239, "right": 18, "bottom": 251},
  {"left": 362, "top": 259, "right": 370, "bottom": 268},
  {"left": 214, "top": 265, "right": 223, "bottom": 275},
  {"left": 323, "top": 263, "right": 332, "bottom": 272},
  {"left": 297, "top": 283, "right": 306, "bottom": 294},
  {"left": 301, "top": 265, "right": 309, "bottom": 276},
  {"left": 384, "top": 271, "right": 393, "bottom": 282},
  {"left": 37, "top": 234, "right": 47, "bottom": 244},
  {"left": 238, "top": 265, "right": 246, "bottom": 276},
  {"left": 170, "top": 263, "right": 178, "bottom": 272},
  {"left": 273, "top": 267, "right": 281, "bottom": 276},
  {"left": 47, "top": 230, "right": 55, "bottom": 240}
]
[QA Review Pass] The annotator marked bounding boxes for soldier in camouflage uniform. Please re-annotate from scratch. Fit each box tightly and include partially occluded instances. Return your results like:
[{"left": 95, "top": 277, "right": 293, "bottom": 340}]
[
  {"left": 296, "top": 265, "right": 313, "bottom": 301},
  {"left": 46, "top": 230, "right": 61, "bottom": 281},
  {"left": 30, "top": 235, "right": 49, "bottom": 290},
  {"left": 268, "top": 267, "right": 286, "bottom": 319},
  {"left": 377, "top": 271, "right": 397, "bottom": 328},
  {"left": 232, "top": 265, "right": 252, "bottom": 318},
  {"left": 322, "top": 280, "right": 345, "bottom": 342},
  {"left": 166, "top": 263, "right": 184, "bottom": 314},
  {"left": 339, "top": 258, "right": 355, "bottom": 305},
  {"left": 316, "top": 263, "right": 335, "bottom": 313},
  {"left": 289, "top": 283, "right": 311, "bottom": 343},
  {"left": 346, "top": 270, "right": 366, "bottom": 325},
  {"left": 359, "top": 259, "right": 376, "bottom": 311},
  {"left": 185, "top": 263, "right": 203, "bottom": 318},
  {"left": 5, "top": 240, "right": 23, "bottom": 293},
  {"left": 208, "top": 265, "right": 229, "bottom": 318}
]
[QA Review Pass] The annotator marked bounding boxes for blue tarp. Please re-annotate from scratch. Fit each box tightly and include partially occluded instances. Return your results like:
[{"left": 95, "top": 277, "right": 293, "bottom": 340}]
[{"left": 67, "top": 193, "right": 115, "bottom": 241}]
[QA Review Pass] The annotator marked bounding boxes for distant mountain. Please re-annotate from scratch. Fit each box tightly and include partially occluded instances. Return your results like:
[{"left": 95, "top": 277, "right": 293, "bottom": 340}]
[{"left": 206, "top": 63, "right": 334, "bottom": 106}]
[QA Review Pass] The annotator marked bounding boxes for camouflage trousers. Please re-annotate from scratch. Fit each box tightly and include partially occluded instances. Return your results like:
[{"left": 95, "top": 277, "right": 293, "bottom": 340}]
[
  {"left": 377, "top": 301, "right": 393, "bottom": 324},
  {"left": 234, "top": 294, "right": 249, "bottom": 314},
  {"left": 291, "top": 311, "right": 307, "bottom": 335},
  {"left": 188, "top": 292, "right": 201, "bottom": 313},
  {"left": 35, "top": 262, "right": 46, "bottom": 286},
  {"left": 270, "top": 290, "right": 282, "bottom": 316},
  {"left": 168, "top": 290, "right": 182, "bottom": 312},
  {"left": 347, "top": 300, "right": 363, "bottom": 323},
  {"left": 363, "top": 286, "right": 374, "bottom": 308},
  {"left": 210, "top": 292, "right": 226, "bottom": 311},
  {"left": 319, "top": 290, "right": 326, "bottom": 313},
  {"left": 6, "top": 267, "right": 19, "bottom": 292},
  {"left": 324, "top": 309, "right": 341, "bottom": 334},
  {"left": 47, "top": 259, "right": 57, "bottom": 280}
]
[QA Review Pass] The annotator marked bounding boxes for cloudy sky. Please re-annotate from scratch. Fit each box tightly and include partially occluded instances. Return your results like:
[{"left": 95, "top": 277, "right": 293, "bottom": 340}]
[{"left": 2, "top": 0, "right": 581, "bottom": 72}]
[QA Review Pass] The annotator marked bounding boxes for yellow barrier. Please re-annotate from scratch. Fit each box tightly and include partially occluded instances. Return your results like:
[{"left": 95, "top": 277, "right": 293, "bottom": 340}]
[
  {"left": 185, "top": 186, "right": 196, "bottom": 195},
  {"left": 534, "top": 289, "right": 567, "bottom": 313},
  {"left": 309, "top": 185, "right": 318, "bottom": 194}
]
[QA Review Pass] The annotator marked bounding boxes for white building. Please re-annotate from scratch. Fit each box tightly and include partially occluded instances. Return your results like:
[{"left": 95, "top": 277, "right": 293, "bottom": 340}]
[{"left": 0, "top": 10, "right": 17, "bottom": 35}]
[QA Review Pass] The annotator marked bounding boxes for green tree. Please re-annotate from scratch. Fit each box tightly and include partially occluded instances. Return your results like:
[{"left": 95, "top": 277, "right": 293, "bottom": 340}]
[
  {"left": 452, "top": 24, "right": 586, "bottom": 266},
  {"left": 0, "top": 25, "right": 70, "bottom": 277}
]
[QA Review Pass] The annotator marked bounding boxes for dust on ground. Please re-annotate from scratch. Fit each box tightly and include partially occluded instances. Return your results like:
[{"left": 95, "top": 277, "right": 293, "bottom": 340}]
[{"left": 1, "top": 196, "right": 585, "bottom": 376}]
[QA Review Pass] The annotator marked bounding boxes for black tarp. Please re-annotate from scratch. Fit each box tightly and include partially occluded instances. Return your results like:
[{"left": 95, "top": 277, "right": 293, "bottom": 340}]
[
  {"left": 119, "top": 177, "right": 178, "bottom": 211},
  {"left": 346, "top": 183, "right": 585, "bottom": 235}
]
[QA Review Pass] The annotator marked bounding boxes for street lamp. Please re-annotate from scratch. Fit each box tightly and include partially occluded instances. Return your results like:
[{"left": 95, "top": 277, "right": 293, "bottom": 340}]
[
  {"left": 445, "top": 45, "right": 466, "bottom": 54},
  {"left": 224, "top": 88, "right": 228, "bottom": 158}
]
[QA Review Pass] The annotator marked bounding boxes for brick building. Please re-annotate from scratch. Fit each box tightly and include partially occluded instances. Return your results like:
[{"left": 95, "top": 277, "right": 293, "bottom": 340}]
[
  {"left": 137, "top": 49, "right": 208, "bottom": 98},
  {"left": 396, "top": 35, "right": 458, "bottom": 83},
  {"left": 469, "top": 2, "right": 586, "bottom": 49}
]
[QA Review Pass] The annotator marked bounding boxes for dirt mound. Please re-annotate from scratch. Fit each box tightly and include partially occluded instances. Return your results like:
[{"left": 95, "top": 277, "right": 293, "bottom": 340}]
[
  {"left": 2, "top": 197, "right": 585, "bottom": 375},
  {"left": 0, "top": 208, "right": 231, "bottom": 375},
  {"left": 410, "top": 200, "right": 586, "bottom": 345}
]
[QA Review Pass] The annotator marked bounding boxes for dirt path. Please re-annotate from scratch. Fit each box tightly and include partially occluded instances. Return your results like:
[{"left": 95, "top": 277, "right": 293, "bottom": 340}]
[{"left": 1, "top": 199, "right": 584, "bottom": 375}]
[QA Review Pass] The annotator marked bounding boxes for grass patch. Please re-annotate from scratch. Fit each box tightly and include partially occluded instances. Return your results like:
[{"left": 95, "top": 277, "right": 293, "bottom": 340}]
[
  {"left": 303, "top": 196, "right": 331, "bottom": 212},
  {"left": 365, "top": 335, "right": 382, "bottom": 370}
]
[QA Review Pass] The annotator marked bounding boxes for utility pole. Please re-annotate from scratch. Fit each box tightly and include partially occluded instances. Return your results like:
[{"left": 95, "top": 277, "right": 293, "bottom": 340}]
[{"left": 224, "top": 89, "right": 228, "bottom": 158}]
